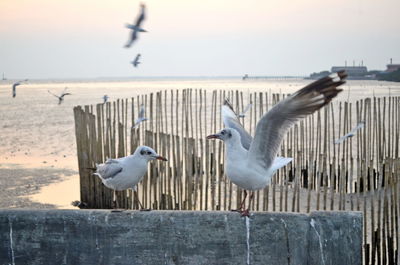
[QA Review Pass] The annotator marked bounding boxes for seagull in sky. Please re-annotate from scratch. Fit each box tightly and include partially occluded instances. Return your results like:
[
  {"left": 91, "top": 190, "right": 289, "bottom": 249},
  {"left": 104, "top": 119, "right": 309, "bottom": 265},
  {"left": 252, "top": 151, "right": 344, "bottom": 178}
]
[
  {"left": 47, "top": 87, "right": 71, "bottom": 105},
  {"left": 131, "top": 53, "right": 141, "bottom": 67},
  {"left": 103, "top": 95, "right": 109, "bottom": 104},
  {"left": 334, "top": 121, "right": 365, "bottom": 144},
  {"left": 207, "top": 71, "right": 347, "bottom": 216},
  {"left": 124, "top": 4, "right": 147, "bottom": 48},
  {"left": 94, "top": 146, "right": 167, "bottom": 210},
  {"left": 12, "top": 79, "right": 28, "bottom": 98},
  {"left": 132, "top": 104, "right": 148, "bottom": 129}
]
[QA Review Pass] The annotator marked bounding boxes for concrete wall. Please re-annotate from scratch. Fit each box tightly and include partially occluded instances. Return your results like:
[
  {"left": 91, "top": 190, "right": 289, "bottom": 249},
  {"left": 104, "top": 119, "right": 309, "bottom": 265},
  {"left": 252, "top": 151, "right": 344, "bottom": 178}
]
[{"left": 0, "top": 210, "right": 362, "bottom": 265}]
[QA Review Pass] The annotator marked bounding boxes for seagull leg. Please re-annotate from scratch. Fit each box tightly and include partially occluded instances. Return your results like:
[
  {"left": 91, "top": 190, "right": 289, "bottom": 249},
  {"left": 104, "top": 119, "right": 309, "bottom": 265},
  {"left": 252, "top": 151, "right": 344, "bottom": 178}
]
[
  {"left": 231, "top": 190, "right": 247, "bottom": 212},
  {"left": 240, "top": 191, "right": 254, "bottom": 217},
  {"left": 111, "top": 190, "right": 126, "bottom": 213},
  {"left": 134, "top": 190, "right": 151, "bottom": 211}
]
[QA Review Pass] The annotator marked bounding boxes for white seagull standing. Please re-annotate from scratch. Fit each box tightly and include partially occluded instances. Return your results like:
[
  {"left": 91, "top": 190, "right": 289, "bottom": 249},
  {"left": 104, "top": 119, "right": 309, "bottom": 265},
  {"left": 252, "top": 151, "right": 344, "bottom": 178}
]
[
  {"left": 94, "top": 145, "right": 167, "bottom": 209},
  {"left": 207, "top": 71, "right": 347, "bottom": 216},
  {"left": 12, "top": 79, "right": 28, "bottom": 98},
  {"left": 132, "top": 104, "right": 148, "bottom": 129},
  {"left": 48, "top": 87, "right": 71, "bottom": 105},
  {"left": 124, "top": 4, "right": 147, "bottom": 48},
  {"left": 131, "top": 53, "right": 141, "bottom": 67},
  {"left": 334, "top": 121, "right": 365, "bottom": 144}
]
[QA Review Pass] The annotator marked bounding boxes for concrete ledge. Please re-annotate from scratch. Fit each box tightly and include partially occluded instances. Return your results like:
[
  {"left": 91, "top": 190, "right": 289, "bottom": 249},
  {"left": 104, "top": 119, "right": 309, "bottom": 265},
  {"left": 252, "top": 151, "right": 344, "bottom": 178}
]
[{"left": 0, "top": 210, "right": 362, "bottom": 265}]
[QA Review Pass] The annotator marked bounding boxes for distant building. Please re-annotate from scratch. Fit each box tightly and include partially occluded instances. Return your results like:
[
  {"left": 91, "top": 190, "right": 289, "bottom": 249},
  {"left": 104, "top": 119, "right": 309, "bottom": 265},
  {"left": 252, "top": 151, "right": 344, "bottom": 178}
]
[
  {"left": 331, "top": 66, "right": 368, "bottom": 76},
  {"left": 385, "top": 64, "right": 400, "bottom": 73}
]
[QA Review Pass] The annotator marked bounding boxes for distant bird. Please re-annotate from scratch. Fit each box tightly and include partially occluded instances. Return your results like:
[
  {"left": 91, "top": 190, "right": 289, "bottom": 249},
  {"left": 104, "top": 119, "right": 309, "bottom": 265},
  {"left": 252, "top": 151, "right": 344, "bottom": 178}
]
[
  {"left": 48, "top": 87, "right": 71, "bottom": 105},
  {"left": 207, "top": 71, "right": 347, "bottom": 216},
  {"left": 12, "top": 79, "right": 28, "bottom": 98},
  {"left": 132, "top": 104, "right": 148, "bottom": 129},
  {"left": 94, "top": 146, "right": 167, "bottom": 209},
  {"left": 238, "top": 103, "right": 253, "bottom": 118},
  {"left": 334, "top": 121, "right": 365, "bottom": 144},
  {"left": 124, "top": 4, "right": 147, "bottom": 48},
  {"left": 103, "top": 95, "right": 109, "bottom": 104},
  {"left": 223, "top": 98, "right": 253, "bottom": 119},
  {"left": 131, "top": 53, "right": 141, "bottom": 67}
]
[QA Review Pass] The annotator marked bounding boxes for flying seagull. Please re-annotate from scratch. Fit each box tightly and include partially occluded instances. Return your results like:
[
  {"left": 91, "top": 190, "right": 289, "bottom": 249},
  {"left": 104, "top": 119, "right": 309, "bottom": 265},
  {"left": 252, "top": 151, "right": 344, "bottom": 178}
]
[
  {"left": 103, "top": 95, "right": 109, "bottom": 104},
  {"left": 94, "top": 145, "right": 167, "bottom": 210},
  {"left": 238, "top": 103, "right": 253, "bottom": 118},
  {"left": 207, "top": 71, "right": 347, "bottom": 216},
  {"left": 48, "top": 87, "right": 71, "bottom": 105},
  {"left": 124, "top": 4, "right": 147, "bottom": 48},
  {"left": 132, "top": 104, "right": 148, "bottom": 129},
  {"left": 131, "top": 53, "right": 141, "bottom": 67},
  {"left": 223, "top": 98, "right": 253, "bottom": 119},
  {"left": 334, "top": 121, "right": 365, "bottom": 144},
  {"left": 12, "top": 79, "right": 28, "bottom": 98}
]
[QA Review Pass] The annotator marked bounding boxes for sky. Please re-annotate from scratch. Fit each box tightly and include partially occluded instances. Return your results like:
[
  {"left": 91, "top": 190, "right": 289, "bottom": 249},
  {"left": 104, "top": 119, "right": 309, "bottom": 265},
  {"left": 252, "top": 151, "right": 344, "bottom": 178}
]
[{"left": 0, "top": 0, "right": 399, "bottom": 79}]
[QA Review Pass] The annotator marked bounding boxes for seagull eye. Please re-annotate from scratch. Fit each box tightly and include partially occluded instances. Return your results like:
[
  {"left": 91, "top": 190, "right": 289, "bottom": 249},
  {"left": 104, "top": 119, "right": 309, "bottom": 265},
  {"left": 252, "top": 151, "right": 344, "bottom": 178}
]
[
  {"left": 221, "top": 131, "right": 225, "bottom": 135},
  {"left": 147, "top": 151, "right": 152, "bottom": 155}
]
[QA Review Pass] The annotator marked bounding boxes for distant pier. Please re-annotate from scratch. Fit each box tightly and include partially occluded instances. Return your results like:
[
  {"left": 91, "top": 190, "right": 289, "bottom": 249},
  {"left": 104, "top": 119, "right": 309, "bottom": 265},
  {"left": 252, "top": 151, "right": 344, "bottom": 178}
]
[{"left": 242, "top": 74, "right": 306, "bottom": 80}]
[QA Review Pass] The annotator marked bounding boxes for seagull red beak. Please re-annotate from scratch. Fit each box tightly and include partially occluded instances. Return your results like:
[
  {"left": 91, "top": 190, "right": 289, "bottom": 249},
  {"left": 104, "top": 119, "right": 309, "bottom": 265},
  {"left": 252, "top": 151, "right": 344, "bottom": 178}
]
[
  {"left": 156, "top": 155, "right": 168, "bottom": 161},
  {"left": 206, "top": 134, "right": 220, "bottom": 140}
]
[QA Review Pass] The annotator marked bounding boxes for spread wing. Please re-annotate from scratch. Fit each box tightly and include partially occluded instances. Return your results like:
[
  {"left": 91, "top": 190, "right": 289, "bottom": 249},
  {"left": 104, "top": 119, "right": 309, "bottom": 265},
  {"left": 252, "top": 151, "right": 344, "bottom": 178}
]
[
  {"left": 248, "top": 71, "right": 347, "bottom": 169},
  {"left": 135, "top": 4, "right": 146, "bottom": 27},
  {"left": 96, "top": 159, "right": 123, "bottom": 180},
  {"left": 48, "top": 90, "right": 60, "bottom": 99},
  {"left": 125, "top": 30, "right": 138, "bottom": 48},
  {"left": 239, "top": 103, "right": 253, "bottom": 117},
  {"left": 221, "top": 105, "right": 252, "bottom": 150}
]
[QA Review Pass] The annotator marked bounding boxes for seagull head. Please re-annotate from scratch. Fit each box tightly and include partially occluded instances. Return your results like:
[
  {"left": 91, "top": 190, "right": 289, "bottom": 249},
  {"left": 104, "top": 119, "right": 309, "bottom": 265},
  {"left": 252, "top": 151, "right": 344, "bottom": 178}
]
[
  {"left": 135, "top": 146, "right": 168, "bottom": 162},
  {"left": 206, "top": 128, "right": 235, "bottom": 142}
]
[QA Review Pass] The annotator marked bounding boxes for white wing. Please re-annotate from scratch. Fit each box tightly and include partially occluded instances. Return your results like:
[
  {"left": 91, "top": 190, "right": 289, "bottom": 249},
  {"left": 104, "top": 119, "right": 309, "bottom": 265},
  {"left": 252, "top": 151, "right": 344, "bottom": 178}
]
[
  {"left": 95, "top": 159, "right": 123, "bottom": 180},
  {"left": 221, "top": 105, "right": 252, "bottom": 150},
  {"left": 238, "top": 103, "right": 253, "bottom": 118},
  {"left": 248, "top": 71, "right": 347, "bottom": 170}
]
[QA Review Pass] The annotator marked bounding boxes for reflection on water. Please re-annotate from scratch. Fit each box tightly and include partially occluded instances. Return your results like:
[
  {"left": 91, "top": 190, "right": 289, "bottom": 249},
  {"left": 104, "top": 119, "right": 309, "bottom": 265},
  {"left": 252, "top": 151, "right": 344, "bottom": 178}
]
[{"left": 28, "top": 175, "right": 79, "bottom": 209}]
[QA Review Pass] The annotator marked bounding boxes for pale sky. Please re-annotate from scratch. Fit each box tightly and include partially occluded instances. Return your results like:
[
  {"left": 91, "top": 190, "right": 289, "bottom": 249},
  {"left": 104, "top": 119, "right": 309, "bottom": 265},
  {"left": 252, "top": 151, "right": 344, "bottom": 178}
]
[{"left": 0, "top": 0, "right": 399, "bottom": 79}]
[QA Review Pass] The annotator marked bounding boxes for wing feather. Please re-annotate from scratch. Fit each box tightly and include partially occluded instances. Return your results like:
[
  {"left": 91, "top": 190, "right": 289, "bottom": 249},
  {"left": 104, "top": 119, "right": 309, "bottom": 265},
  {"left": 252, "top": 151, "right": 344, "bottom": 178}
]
[{"left": 248, "top": 71, "right": 347, "bottom": 169}]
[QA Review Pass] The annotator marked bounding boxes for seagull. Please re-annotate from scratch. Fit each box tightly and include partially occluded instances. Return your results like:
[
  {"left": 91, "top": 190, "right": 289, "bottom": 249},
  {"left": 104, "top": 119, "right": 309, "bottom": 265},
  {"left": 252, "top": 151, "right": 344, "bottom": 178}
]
[
  {"left": 124, "top": 4, "right": 147, "bottom": 48},
  {"left": 12, "top": 79, "right": 28, "bottom": 98},
  {"left": 94, "top": 145, "right": 167, "bottom": 210},
  {"left": 103, "top": 95, "right": 109, "bottom": 104},
  {"left": 207, "top": 71, "right": 347, "bottom": 216},
  {"left": 131, "top": 53, "right": 141, "bottom": 67},
  {"left": 132, "top": 104, "right": 148, "bottom": 129},
  {"left": 47, "top": 87, "right": 71, "bottom": 104},
  {"left": 238, "top": 103, "right": 253, "bottom": 118},
  {"left": 334, "top": 121, "right": 365, "bottom": 144},
  {"left": 222, "top": 98, "right": 253, "bottom": 119}
]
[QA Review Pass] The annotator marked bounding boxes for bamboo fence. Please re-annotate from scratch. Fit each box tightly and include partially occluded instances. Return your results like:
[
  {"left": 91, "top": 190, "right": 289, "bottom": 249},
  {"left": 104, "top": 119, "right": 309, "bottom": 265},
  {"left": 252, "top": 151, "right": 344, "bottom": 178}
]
[{"left": 74, "top": 89, "right": 400, "bottom": 265}]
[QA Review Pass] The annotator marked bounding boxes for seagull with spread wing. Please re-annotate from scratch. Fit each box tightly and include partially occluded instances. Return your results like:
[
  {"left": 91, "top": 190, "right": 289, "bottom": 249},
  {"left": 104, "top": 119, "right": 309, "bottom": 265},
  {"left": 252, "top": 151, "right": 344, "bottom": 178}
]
[
  {"left": 124, "top": 4, "right": 147, "bottom": 48},
  {"left": 207, "top": 71, "right": 347, "bottom": 216},
  {"left": 334, "top": 121, "right": 365, "bottom": 144},
  {"left": 12, "top": 79, "right": 28, "bottom": 98},
  {"left": 94, "top": 146, "right": 167, "bottom": 210},
  {"left": 131, "top": 53, "right": 141, "bottom": 67},
  {"left": 238, "top": 103, "right": 253, "bottom": 118},
  {"left": 48, "top": 87, "right": 71, "bottom": 105},
  {"left": 132, "top": 104, "right": 148, "bottom": 129}
]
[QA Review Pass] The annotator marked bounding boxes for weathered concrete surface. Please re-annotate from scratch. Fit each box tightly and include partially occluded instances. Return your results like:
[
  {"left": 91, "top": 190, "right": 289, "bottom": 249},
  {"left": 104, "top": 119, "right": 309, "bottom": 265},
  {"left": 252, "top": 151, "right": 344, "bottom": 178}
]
[{"left": 0, "top": 210, "right": 362, "bottom": 265}]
